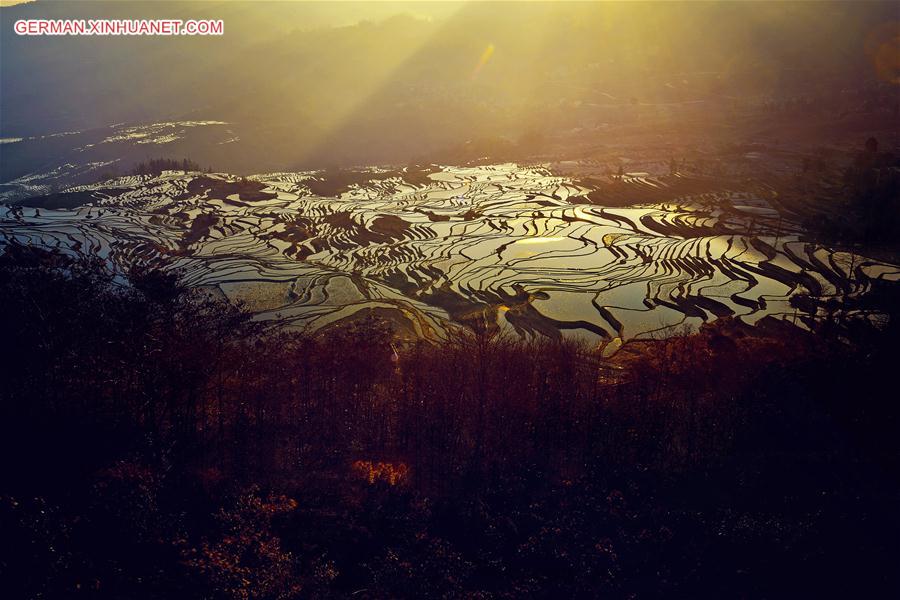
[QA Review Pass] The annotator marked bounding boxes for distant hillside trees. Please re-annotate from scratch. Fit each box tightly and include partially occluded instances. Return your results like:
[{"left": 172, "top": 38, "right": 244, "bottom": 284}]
[
  {"left": 844, "top": 137, "right": 900, "bottom": 238},
  {"left": 131, "top": 158, "right": 211, "bottom": 176},
  {"left": 95, "top": 165, "right": 121, "bottom": 182}
]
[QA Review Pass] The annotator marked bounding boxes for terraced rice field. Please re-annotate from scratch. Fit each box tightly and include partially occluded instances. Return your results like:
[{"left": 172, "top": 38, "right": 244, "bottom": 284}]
[{"left": 2, "top": 163, "right": 898, "bottom": 342}]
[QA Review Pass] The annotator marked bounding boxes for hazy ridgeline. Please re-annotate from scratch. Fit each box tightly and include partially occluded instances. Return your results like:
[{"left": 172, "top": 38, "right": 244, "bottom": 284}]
[
  {"left": 2, "top": 1, "right": 897, "bottom": 176},
  {"left": 1, "top": 245, "right": 898, "bottom": 597}
]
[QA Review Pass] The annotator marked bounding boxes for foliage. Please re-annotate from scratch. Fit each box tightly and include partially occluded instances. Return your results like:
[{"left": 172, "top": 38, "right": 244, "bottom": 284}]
[
  {"left": 132, "top": 158, "right": 209, "bottom": 176},
  {"left": 1, "top": 249, "right": 898, "bottom": 597}
]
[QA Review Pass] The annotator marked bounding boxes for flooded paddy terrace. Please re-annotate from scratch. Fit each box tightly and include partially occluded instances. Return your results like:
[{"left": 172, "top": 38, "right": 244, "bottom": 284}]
[{"left": 2, "top": 163, "right": 898, "bottom": 343}]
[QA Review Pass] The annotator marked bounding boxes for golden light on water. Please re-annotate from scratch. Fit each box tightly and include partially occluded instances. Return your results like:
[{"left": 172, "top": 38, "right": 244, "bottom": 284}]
[{"left": 515, "top": 236, "right": 566, "bottom": 244}]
